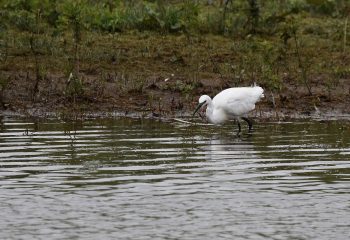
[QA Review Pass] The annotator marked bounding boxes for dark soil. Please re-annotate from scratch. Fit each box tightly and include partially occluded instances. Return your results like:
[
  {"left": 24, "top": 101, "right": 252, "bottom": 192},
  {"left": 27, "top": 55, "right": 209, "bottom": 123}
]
[{"left": 1, "top": 33, "right": 349, "bottom": 120}]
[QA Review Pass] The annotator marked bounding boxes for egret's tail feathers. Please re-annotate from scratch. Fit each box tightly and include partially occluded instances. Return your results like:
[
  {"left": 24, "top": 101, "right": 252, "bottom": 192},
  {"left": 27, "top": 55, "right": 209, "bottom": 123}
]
[
  {"left": 254, "top": 86, "right": 264, "bottom": 100},
  {"left": 251, "top": 83, "right": 264, "bottom": 97}
]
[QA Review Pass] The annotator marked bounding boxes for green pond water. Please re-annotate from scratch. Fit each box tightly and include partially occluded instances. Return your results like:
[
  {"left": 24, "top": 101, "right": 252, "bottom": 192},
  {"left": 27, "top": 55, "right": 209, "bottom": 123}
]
[{"left": 0, "top": 116, "right": 349, "bottom": 240}]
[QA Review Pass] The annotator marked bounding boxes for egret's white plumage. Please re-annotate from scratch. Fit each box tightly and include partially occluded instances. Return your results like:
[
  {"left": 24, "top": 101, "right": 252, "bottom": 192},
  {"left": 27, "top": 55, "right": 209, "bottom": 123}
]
[{"left": 193, "top": 86, "right": 264, "bottom": 133}]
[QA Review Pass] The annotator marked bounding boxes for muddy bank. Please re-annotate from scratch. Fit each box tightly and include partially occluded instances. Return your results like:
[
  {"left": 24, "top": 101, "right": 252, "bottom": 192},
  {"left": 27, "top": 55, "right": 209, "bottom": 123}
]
[
  {"left": 1, "top": 70, "right": 349, "bottom": 121},
  {"left": 0, "top": 80, "right": 349, "bottom": 122},
  {"left": 1, "top": 32, "right": 349, "bottom": 120}
]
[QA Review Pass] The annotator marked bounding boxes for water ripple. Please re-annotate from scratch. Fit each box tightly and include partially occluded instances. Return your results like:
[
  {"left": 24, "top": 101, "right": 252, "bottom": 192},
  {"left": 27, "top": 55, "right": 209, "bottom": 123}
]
[{"left": 0, "top": 117, "right": 349, "bottom": 239}]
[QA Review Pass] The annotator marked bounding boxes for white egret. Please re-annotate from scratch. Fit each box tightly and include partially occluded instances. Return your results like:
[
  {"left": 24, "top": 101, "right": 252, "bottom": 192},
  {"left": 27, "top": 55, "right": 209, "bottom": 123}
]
[{"left": 193, "top": 86, "right": 264, "bottom": 135}]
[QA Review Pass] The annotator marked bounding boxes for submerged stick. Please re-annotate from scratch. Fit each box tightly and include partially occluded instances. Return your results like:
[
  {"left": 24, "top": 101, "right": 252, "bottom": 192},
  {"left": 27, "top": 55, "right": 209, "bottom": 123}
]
[{"left": 173, "top": 118, "right": 214, "bottom": 126}]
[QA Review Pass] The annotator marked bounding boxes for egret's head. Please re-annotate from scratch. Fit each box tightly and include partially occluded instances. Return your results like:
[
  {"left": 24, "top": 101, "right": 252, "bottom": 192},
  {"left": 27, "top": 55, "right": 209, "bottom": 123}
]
[{"left": 193, "top": 95, "right": 211, "bottom": 117}]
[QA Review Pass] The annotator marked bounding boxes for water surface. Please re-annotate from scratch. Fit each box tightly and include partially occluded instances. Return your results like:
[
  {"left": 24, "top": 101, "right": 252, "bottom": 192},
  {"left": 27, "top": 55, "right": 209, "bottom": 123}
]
[{"left": 0, "top": 116, "right": 349, "bottom": 239}]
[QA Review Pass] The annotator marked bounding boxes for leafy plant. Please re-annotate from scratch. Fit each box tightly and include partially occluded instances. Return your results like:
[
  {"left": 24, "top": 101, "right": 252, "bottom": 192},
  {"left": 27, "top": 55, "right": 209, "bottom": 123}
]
[
  {"left": 291, "top": 23, "right": 313, "bottom": 95},
  {"left": 58, "top": 1, "right": 86, "bottom": 74},
  {"left": 65, "top": 72, "right": 84, "bottom": 103}
]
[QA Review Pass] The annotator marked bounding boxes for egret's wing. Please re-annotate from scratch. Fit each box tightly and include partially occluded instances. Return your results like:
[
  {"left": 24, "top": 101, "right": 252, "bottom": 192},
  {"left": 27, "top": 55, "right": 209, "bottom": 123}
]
[
  {"left": 225, "top": 97, "right": 255, "bottom": 116},
  {"left": 214, "top": 87, "right": 264, "bottom": 116}
]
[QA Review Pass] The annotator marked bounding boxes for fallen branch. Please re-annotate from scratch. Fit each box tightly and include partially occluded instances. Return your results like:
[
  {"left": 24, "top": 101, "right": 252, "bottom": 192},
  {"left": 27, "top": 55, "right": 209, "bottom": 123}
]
[{"left": 173, "top": 118, "right": 214, "bottom": 126}]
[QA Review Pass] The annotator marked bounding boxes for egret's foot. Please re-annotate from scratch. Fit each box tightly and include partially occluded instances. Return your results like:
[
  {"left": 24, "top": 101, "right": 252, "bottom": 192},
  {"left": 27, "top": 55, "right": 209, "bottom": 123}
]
[
  {"left": 245, "top": 131, "right": 253, "bottom": 139},
  {"left": 242, "top": 117, "right": 253, "bottom": 132}
]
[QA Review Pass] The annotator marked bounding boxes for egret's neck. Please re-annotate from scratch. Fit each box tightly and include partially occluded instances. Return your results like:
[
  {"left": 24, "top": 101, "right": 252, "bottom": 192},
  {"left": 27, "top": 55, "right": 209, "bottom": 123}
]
[
  {"left": 205, "top": 97, "right": 227, "bottom": 124},
  {"left": 206, "top": 98, "right": 212, "bottom": 107},
  {"left": 205, "top": 98, "right": 214, "bottom": 117}
]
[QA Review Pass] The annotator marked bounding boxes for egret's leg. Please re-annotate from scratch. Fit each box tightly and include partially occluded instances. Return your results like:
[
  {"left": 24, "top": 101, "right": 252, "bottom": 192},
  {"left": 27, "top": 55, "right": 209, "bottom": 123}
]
[
  {"left": 236, "top": 120, "right": 241, "bottom": 136},
  {"left": 242, "top": 117, "right": 253, "bottom": 132}
]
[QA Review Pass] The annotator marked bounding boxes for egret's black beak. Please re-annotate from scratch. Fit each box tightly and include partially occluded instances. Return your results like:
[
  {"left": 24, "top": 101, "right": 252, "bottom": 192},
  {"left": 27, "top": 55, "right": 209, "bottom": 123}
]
[{"left": 192, "top": 102, "right": 205, "bottom": 117}]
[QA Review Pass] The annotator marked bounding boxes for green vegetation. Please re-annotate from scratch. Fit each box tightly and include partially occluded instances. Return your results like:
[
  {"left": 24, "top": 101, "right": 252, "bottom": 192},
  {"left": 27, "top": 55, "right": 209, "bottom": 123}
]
[{"left": 0, "top": 0, "right": 349, "bottom": 115}]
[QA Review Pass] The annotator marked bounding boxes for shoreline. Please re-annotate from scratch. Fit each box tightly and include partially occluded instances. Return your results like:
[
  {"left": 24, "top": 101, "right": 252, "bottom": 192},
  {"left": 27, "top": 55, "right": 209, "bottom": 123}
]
[{"left": 1, "top": 106, "right": 349, "bottom": 122}]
